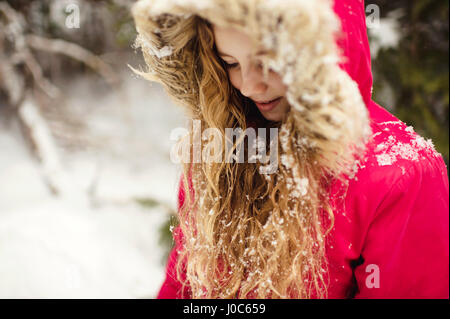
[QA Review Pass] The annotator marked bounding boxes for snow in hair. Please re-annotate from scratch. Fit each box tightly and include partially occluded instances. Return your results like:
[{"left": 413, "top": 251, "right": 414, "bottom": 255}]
[{"left": 132, "top": 0, "right": 371, "bottom": 298}]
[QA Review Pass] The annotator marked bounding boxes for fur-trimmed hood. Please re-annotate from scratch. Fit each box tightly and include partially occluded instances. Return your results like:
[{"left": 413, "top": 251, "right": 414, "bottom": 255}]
[{"left": 132, "top": 0, "right": 373, "bottom": 177}]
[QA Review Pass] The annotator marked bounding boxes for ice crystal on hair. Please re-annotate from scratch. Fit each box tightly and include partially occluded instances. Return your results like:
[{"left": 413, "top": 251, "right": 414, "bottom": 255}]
[
  {"left": 279, "top": 125, "right": 290, "bottom": 146},
  {"left": 280, "top": 154, "right": 294, "bottom": 168},
  {"left": 137, "top": 35, "right": 173, "bottom": 58},
  {"left": 259, "top": 161, "right": 278, "bottom": 175},
  {"left": 153, "top": 45, "right": 173, "bottom": 59},
  {"left": 249, "top": 154, "right": 263, "bottom": 162},
  {"left": 297, "top": 177, "right": 309, "bottom": 196}
]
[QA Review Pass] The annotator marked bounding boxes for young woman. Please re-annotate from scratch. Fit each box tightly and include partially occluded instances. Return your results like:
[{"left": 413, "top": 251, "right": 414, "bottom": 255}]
[{"left": 132, "top": 0, "right": 449, "bottom": 298}]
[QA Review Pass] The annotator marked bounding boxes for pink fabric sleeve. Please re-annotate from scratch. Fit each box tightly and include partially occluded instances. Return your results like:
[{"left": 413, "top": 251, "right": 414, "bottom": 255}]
[
  {"left": 156, "top": 226, "right": 191, "bottom": 299},
  {"left": 157, "top": 177, "right": 191, "bottom": 299},
  {"left": 353, "top": 157, "right": 449, "bottom": 298}
]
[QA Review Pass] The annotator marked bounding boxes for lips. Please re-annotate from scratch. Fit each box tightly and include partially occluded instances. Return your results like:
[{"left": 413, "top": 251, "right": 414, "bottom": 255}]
[{"left": 254, "top": 97, "right": 282, "bottom": 112}]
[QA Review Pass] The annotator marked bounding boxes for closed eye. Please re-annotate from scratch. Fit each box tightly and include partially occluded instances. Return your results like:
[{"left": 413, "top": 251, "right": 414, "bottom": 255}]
[{"left": 225, "top": 62, "right": 239, "bottom": 69}]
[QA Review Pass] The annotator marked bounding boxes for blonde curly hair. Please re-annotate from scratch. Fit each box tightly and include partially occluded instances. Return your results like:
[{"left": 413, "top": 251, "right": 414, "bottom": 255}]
[{"left": 132, "top": 0, "right": 371, "bottom": 298}]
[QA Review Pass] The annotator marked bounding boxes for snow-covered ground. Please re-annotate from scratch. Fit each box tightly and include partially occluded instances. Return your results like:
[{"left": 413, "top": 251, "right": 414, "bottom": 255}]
[{"left": 0, "top": 72, "right": 186, "bottom": 298}]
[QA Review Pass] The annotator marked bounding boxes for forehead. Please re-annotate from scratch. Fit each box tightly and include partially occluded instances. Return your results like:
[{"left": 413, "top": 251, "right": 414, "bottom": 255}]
[{"left": 212, "top": 24, "right": 254, "bottom": 57}]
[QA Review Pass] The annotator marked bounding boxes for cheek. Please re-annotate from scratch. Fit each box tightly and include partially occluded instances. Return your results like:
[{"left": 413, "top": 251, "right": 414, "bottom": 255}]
[
  {"left": 228, "top": 70, "right": 241, "bottom": 90},
  {"left": 268, "top": 74, "right": 287, "bottom": 93}
]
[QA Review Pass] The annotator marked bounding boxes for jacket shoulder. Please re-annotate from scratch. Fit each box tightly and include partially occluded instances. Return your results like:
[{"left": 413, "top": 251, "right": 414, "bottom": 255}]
[
  {"left": 336, "top": 118, "right": 449, "bottom": 246},
  {"left": 349, "top": 119, "right": 445, "bottom": 186}
]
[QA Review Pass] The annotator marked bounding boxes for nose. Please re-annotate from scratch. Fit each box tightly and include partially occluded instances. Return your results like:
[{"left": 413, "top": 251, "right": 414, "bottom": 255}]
[{"left": 239, "top": 61, "right": 267, "bottom": 98}]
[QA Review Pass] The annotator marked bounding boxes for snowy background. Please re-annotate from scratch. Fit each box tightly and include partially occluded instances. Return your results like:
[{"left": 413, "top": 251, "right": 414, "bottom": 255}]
[{"left": 0, "top": 72, "right": 186, "bottom": 298}]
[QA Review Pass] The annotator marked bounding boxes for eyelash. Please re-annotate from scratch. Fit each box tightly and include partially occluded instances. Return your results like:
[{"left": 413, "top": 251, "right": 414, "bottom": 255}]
[
  {"left": 224, "top": 61, "right": 265, "bottom": 70},
  {"left": 225, "top": 62, "right": 239, "bottom": 69}
]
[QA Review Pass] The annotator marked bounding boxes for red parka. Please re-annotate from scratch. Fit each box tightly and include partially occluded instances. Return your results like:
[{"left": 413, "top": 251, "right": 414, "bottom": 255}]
[{"left": 157, "top": 0, "right": 449, "bottom": 298}]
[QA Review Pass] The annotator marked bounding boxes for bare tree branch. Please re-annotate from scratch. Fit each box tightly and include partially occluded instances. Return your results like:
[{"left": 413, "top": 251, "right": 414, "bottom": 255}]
[
  {"left": 0, "top": 1, "right": 121, "bottom": 197},
  {"left": 0, "top": 24, "right": 25, "bottom": 106},
  {"left": 17, "top": 93, "right": 72, "bottom": 196},
  {"left": 19, "top": 50, "right": 62, "bottom": 98},
  {"left": 0, "top": 51, "right": 25, "bottom": 105},
  {"left": 26, "top": 34, "right": 119, "bottom": 87},
  {"left": 0, "top": 2, "right": 60, "bottom": 99}
]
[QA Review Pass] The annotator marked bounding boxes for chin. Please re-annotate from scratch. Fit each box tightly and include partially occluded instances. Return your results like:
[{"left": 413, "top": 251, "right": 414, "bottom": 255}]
[
  {"left": 259, "top": 100, "right": 290, "bottom": 122},
  {"left": 261, "top": 112, "right": 284, "bottom": 122}
]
